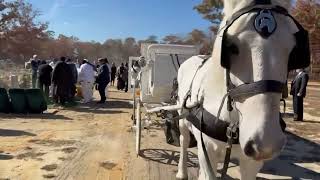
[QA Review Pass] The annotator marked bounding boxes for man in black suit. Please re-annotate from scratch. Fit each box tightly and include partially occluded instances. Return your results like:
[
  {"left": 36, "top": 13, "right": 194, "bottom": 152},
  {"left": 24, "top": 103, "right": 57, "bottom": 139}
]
[
  {"left": 96, "top": 58, "right": 110, "bottom": 104},
  {"left": 66, "top": 58, "right": 78, "bottom": 100},
  {"left": 290, "top": 69, "right": 309, "bottom": 121}
]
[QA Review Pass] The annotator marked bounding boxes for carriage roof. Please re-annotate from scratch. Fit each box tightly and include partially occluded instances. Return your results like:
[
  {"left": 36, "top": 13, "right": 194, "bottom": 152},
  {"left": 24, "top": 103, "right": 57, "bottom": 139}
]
[{"left": 144, "top": 44, "right": 200, "bottom": 60}]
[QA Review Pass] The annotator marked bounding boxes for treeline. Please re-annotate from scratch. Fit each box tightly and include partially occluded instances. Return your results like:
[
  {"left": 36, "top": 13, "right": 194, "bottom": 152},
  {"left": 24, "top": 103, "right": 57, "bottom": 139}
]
[{"left": 0, "top": 0, "right": 213, "bottom": 65}]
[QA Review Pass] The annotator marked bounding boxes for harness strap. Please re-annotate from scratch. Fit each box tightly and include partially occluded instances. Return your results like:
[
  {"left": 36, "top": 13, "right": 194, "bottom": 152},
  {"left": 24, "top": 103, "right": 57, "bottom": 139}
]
[
  {"left": 175, "top": 54, "right": 181, "bottom": 67},
  {"left": 197, "top": 93, "right": 235, "bottom": 179},
  {"left": 200, "top": 106, "right": 217, "bottom": 180},
  {"left": 221, "top": 139, "right": 233, "bottom": 178},
  {"left": 228, "top": 80, "right": 285, "bottom": 100},
  {"left": 221, "top": 119, "right": 239, "bottom": 178},
  {"left": 170, "top": 54, "right": 178, "bottom": 72},
  {"left": 183, "top": 56, "right": 210, "bottom": 110}
]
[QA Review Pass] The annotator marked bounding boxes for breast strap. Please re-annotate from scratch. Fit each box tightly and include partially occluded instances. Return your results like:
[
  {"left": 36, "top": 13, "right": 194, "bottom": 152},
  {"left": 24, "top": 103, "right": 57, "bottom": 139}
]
[{"left": 186, "top": 105, "right": 240, "bottom": 144}]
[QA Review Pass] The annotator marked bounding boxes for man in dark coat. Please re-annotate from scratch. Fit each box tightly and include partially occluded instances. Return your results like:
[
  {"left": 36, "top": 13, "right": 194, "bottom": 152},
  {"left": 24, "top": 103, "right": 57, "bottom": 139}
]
[
  {"left": 111, "top": 63, "right": 117, "bottom": 86},
  {"left": 52, "top": 57, "right": 73, "bottom": 105},
  {"left": 96, "top": 58, "right": 110, "bottom": 103},
  {"left": 37, "top": 60, "right": 53, "bottom": 99},
  {"left": 66, "top": 58, "right": 78, "bottom": 100},
  {"left": 117, "top": 63, "right": 125, "bottom": 90},
  {"left": 123, "top": 62, "right": 129, "bottom": 92},
  {"left": 290, "top": 69, "right": 309, "bottom": 121}
]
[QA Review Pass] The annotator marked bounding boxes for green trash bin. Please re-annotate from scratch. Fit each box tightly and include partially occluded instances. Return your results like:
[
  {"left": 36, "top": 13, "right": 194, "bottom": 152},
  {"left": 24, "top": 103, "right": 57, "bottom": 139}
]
[
  {"left": 9, "top": 89, "right": 27, "bottom": 114},
  {"left": 25, "top": 89, "right": 47, "bottom": 114},
  {"left": 0, "top": 88, "right": 10, "bottom": 113}
]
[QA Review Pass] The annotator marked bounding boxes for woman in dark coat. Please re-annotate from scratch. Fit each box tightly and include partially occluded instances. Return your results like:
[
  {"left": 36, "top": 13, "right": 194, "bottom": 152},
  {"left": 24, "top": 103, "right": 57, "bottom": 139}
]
[{"left": 52, "top": 57, "right": 73, "bottom": 105}]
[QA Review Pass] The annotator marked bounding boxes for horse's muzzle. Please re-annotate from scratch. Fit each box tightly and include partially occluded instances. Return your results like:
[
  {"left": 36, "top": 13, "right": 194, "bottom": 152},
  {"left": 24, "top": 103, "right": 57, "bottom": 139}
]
[{"left": 243, "top": 135, "right": 286, "bottom": 161}]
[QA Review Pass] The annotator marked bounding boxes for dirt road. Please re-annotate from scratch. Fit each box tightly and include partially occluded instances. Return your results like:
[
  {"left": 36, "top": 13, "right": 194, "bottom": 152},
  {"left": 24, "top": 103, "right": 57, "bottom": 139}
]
[
  {"left": 0, "top": 83, "right": 319, "bottom": 180},
  {"left": 0, "top": 88, "right": 133, "bottom": 180}
]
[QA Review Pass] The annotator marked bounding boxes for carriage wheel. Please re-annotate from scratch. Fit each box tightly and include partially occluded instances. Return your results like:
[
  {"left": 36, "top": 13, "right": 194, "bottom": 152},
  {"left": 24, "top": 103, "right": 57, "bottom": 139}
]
[{"left": 135, "top": 98, "right": 142, "bottom": 156}]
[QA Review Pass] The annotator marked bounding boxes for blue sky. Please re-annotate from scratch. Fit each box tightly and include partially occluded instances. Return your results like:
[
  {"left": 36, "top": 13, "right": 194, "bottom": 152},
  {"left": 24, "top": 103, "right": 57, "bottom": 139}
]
[{"left": 26, "top": 0, "right": 211, "bottom": 43}]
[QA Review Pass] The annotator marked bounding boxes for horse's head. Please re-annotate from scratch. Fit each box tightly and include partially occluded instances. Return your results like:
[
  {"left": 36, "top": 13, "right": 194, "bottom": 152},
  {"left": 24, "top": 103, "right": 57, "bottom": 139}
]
[{"left": 218, "top": 0, "right": 309, "bottom": 161}]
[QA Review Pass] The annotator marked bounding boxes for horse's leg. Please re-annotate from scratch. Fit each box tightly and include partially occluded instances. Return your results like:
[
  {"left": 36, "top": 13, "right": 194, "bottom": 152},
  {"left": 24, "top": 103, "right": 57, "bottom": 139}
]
[
  {"left": 239, "top": 158, "right": 263, "bottom": 180},
  {"left": 176, "top": 119, "right": 190, "bottom": 180},
  {"left": 197, "top": 139, "right": 218, "bottom": 180},
  {"left": 207, "top": 143, "right": 218, "bottom": 176}
]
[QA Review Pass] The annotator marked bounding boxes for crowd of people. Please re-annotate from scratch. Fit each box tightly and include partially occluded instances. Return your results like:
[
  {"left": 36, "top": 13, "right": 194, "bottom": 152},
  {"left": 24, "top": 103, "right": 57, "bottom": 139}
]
[
  {"left": 27, "top": 54, "right": 310, "bottom": 122},
  {"left": 27, "top": 55, "right": 130, "bottom": 105}
]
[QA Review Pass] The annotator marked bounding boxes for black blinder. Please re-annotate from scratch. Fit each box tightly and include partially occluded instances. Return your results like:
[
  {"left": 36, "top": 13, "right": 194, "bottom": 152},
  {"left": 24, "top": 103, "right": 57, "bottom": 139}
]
[
  {"left": 221, "top": 36, "right": 239, "bottom": 69},
  {"left": 288, "top": 27, "right": 311, "bottom": 71},
  {"left": 219, "top": 4, "right": 311, "bottom": 71}
]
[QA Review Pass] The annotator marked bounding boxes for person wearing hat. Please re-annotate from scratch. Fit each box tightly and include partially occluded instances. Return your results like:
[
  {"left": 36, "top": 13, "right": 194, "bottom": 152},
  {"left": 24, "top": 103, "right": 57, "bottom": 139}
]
[
  {"left": 96, "top": 58, "right": 110, "bottom": 103},
  {"left": 78, "top": 59, "right": 95, "bottom": 103}
]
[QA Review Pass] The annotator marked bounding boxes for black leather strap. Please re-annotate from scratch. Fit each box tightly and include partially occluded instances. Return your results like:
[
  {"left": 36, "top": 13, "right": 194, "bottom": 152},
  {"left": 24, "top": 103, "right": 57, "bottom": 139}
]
[
  {"left": 170, "top": 54, "right": 178, "bottom": 72},
  {"left": 228, "top": 80, "right": 285, "bottom": 100},
  {"left": 175, "top": 54, "right": 181, "bottom": 67},
  {"left": 186, "top": 107, "right": 240, "bottom": 144},
  {"left": 199, "top": 107, "right": 216, "bottom": 179}
]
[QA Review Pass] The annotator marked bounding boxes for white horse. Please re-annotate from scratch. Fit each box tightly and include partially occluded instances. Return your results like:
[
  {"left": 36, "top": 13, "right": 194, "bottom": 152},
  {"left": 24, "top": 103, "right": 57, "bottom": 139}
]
[{"left": 176, "top": 0, "right": 301, "bottom": 179}]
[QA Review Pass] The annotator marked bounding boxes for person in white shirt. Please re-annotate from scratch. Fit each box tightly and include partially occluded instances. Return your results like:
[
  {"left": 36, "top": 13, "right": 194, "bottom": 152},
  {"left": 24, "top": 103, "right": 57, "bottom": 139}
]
[{"left": 78, "top": 59, "right": 95, "bottom": 103}]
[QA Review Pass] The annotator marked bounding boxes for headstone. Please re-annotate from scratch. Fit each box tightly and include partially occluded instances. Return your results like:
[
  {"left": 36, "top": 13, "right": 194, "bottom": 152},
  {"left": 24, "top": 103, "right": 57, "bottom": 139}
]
[{"left": 10, "top": 74, "right": 19, "bottom": 88}]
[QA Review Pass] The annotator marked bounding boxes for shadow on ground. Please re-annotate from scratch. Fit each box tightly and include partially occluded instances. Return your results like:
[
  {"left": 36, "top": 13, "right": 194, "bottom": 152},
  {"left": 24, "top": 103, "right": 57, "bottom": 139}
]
[
  {"left": 140, "top": 148, "right": 198, "bottom": 168},
  {"left": 0, "top": 111, "right": 72, "bottom": 121},
  {"left": 0, "top": 153, "right": 14, "bottom": 160},
  {"left": 0, "top": 129, "right": 36, "bottom": 137},
  {"left": 69, "top": 107, "right": 125, "bottom": 114},
  {"left": 67, "top": 100, "right": 131, "bottom": 114},
  {"left": 140, "top": 131, "right": 320, "bottom": 179},
  {"left": 262, "top": 132, "right": 320, "bottom": 179}
]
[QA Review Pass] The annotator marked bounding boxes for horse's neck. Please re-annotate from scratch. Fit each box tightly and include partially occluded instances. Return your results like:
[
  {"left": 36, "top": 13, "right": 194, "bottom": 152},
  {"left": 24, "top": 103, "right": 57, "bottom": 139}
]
[{"left": 202, "top": 59, "right": 229, "bottom": 116}]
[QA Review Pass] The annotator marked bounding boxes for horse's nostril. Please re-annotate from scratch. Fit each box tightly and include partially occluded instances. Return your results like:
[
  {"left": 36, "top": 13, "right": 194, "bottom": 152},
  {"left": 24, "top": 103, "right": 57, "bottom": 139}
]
[{"left": 244, "top": 140, "right": 256, "bottom": 157}]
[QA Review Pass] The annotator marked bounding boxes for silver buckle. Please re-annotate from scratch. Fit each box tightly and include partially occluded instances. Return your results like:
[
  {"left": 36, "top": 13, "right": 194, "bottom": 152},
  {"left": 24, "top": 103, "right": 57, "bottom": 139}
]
[{"left": 226, "top": 125, "right": 238, "bottom": 140}]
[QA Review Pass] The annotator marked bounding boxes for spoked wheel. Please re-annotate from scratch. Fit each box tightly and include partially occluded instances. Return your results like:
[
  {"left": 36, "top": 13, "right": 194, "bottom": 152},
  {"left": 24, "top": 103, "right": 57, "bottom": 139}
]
[{"left": 135, "top": 98, "right": 142, "bottom": 156}]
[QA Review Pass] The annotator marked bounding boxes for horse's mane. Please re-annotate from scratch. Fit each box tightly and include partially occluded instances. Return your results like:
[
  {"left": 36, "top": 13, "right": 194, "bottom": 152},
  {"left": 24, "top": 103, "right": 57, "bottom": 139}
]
[{"left": 223, "top": 0, "right": 291, "bottom": 18}]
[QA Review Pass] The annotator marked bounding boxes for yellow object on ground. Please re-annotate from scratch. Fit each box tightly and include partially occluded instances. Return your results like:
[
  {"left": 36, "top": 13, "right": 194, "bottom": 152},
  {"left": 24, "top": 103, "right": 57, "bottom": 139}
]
[{"left": 76, "top": 85, "right": 83, "bottom": 98}]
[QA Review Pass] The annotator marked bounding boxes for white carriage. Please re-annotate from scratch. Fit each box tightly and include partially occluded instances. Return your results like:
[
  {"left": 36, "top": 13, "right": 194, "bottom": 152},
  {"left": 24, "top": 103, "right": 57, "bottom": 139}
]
[{"left": 130, "top": 44, "right": 200, "bottom": 155}]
